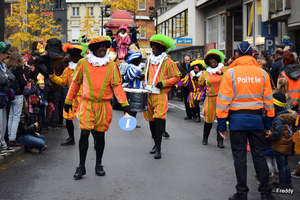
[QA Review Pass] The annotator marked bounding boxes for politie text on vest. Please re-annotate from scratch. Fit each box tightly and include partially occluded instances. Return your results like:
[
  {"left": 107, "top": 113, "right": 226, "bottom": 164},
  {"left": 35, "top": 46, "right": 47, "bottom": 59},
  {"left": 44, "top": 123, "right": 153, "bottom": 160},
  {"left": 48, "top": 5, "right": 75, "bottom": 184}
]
[{"left": 237, "top": 76, "right": 261, "bottom": 84}]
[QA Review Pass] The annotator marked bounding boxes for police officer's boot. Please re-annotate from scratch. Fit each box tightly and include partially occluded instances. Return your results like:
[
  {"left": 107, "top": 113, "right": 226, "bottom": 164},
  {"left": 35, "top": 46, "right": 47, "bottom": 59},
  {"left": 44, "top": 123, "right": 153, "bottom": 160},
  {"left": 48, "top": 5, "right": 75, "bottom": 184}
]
[
  {"left": 202, "top": 122, "right": 212, "bottom": 145},
  {"left": 217, "top": 126, "right": 224, "bottom": 148}
]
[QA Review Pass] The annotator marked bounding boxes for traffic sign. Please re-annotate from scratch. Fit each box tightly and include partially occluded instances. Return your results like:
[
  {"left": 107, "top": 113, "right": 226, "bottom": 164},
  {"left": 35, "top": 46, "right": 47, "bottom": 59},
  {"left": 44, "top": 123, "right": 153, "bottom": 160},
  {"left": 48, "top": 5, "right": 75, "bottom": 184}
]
[
  {"left": 265, "top": 37, "right": 275, "bottom": 53},
  {"left": 261, "top": 21, "right": 278, "bottom": 37},
  {"left": 119, "top": 115, "right": 137, "bottom": 131}
]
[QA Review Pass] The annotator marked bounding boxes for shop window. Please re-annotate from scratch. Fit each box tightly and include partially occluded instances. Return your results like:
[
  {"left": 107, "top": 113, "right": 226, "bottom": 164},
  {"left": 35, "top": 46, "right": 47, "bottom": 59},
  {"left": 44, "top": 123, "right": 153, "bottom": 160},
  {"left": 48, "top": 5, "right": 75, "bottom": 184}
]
[
  {"left": 219, "top": 13, "right": 226, "bottom": 43},
  {"left": 234, "top": 11, "right": 243, "bottom": 42}
]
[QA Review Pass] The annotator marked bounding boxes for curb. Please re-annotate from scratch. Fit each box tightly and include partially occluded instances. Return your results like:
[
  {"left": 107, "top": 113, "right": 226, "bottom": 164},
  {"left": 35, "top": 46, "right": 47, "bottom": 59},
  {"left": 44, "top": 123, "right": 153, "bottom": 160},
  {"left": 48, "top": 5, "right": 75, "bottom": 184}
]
[{"left": 0, "top": 146, "right": 25, "bottom": 167}]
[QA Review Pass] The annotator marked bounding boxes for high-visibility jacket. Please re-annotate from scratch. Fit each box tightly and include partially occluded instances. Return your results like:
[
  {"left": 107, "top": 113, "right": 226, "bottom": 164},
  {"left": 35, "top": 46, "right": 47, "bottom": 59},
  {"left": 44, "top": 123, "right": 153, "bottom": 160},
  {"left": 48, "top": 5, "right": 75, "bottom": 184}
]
[
  {"left": 280, "top": 71, "right": 300, "bottom": 107},
  {"left": 216, "top": 56, "right": 275, "bottom": 131}
]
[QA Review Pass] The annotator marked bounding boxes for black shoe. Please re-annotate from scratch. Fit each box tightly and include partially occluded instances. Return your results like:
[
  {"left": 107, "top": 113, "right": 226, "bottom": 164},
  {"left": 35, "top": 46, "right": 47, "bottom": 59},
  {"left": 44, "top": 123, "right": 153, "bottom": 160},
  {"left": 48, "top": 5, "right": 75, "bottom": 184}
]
[
  {"left": 162, "top": 132, "right": 170, "bottom": 138},
  {"left": 202, "top": 138, "right": 208, "bottom": 145},
  {"left": 261, "top": 193, "right": 275, "bottom": 200},
  {"left": 136, "top": 125, "right": 141, "bottom": 128},
  {"left": 154, "top": 149, "right": 161, "bottom": 159},
  {"left": 61, "top": 138, "right": 75, "bottom": 146},
  {"left": 194, "top": 116, "right": 201, "bottom": 123},
  {"left": 228, "top": 194, "right": 247, "bottom": 200},
  {"left": 217, "top": 140, "right": 224, "bottom": 148},
  {"left": 74, "top": 166, "right": 86, "bottom": 180},
  {"left": 95, "top": 164, "right": 106, "bottom": 176},
  {"left": 149, "top": 146, "right": 156, "bottom": 154},
  {"left": 184, "top": 116, "right": 192, "bottom": 120}
]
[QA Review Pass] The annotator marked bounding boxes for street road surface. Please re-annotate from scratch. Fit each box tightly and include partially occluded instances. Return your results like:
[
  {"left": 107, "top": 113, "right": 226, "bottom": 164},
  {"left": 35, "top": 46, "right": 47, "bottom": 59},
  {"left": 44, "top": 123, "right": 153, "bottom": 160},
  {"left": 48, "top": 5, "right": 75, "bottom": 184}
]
[{"left": 0, "top": 100, "right": 299, "bottom": 200}]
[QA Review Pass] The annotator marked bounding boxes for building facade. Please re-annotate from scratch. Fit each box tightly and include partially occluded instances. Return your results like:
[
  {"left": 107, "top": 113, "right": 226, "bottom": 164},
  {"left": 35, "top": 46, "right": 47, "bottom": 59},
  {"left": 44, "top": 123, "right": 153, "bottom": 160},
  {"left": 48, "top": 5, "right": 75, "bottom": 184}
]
[{"left": 156, "top": 0, "right": 299, "bottom": 61}]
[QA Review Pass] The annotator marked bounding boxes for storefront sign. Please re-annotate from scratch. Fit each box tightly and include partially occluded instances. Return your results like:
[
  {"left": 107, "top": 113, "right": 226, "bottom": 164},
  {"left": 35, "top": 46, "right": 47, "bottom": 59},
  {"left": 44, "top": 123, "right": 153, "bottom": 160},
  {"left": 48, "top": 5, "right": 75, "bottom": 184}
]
[
  {"left": 176, "top": 38, "right": 193, "bottom": 46},
  {"left": 206, "top": 42, "right": 216, "bottom": 52},
  {"left": 42, "top": 12, "right": 53, "bottom": 16}
]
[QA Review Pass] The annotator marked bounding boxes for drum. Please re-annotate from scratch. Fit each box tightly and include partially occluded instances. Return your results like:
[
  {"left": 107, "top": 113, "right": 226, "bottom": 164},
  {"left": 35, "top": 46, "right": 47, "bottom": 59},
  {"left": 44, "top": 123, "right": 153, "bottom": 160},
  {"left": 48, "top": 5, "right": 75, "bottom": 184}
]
[{"left": 123, "top": 88, "right": 149, "bottom": 112}]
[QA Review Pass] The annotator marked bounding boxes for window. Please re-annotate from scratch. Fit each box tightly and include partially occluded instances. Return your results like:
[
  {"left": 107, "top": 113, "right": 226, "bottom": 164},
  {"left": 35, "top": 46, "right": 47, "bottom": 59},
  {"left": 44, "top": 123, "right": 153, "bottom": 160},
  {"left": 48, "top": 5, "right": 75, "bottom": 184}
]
[
  {"left": 234, "top": 11, "right": 243, "bottom": 41},
  {"left": 71, "top": 26, "right": 80, "bottom": 42},
  {"left": 138, "top": 0, "right": 146, "bottom": 11},
  {"left": 88, "top": 7, "right": 94, "bottom": 16},
  {"left": 72, "top": 7, "right": 80, "bottom": 16},
  {"left": 207, "top": 16, "right": 217, "bottom": 43},
  {"left": 140, "top": 25, "right": 146, "bottom": 39},
  {"left": 219, "top": 13, "right": 226, "bottom": 43}
]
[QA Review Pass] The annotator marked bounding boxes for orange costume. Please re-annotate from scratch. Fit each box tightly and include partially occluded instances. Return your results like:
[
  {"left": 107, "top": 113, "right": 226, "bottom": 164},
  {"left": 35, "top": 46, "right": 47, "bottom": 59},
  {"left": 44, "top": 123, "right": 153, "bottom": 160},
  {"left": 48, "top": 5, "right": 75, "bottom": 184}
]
[
  {"left": 50, "top": 62, "right": 81, "bottom": 121},
  {"left": 143, "top": 55, "right": 181, "bottom": 121},
  {"left": 65, "top": 57, "right": 129, "bottom": 132}
]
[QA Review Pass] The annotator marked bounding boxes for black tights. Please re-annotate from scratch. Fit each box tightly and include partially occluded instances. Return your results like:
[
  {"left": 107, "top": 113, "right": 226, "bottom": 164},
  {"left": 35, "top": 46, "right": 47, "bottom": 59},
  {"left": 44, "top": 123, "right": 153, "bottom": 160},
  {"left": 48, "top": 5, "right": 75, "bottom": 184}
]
[
  {"left": 66, "top": 120, "right": 74, "bottom": 139},
  {"left": 149, "top": 118, "right": 165, "bottom": 150},
  {"left": 79, "top": 130, "right": 105, "bottom": 167}
]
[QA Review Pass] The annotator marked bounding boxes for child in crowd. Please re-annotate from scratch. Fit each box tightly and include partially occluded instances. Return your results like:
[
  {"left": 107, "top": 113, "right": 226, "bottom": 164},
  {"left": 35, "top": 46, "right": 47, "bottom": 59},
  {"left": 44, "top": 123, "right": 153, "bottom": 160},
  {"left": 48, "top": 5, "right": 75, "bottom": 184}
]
[
  {"left": 266, "top": 78, "right": 295, "bottom": 191},
  {"left": 23, "top": 81, "right": 40, "bottom": 124},
  {"left": 33, "top": 43, "right": 54, "bottom": 74},
  {"left": 36, "top": 73, "right": 48, "bottom": 132},
  {"left": 17, "top": 97, "right": 46, "bottom": 153}
]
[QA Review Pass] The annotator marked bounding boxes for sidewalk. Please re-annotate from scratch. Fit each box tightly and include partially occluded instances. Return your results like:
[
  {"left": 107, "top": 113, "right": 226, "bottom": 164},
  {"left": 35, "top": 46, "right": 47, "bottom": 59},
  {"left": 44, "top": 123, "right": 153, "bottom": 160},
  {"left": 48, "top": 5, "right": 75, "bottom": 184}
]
[{"left": 0, "top": 146, "right": 25, "bottom": 167}]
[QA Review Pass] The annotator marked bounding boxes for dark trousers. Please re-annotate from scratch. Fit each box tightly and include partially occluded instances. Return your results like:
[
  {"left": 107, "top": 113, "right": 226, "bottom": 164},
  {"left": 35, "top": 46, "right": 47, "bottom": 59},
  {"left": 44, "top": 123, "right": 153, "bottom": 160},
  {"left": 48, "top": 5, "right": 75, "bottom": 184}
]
[
  {"left": 42, "top": 84, "right": 49, "bottom": 127},
  {"left": 58, "top": 86, "right": 68, "bottom": 124},
  {"left": 230, "top": 130, "right": 271, "bottom": 199},
  {"left": 48, "top": 90, "right": 60, "bottom": 127},
  {"left": 182, "top": 87, "right": 192, "bottom": 117}
]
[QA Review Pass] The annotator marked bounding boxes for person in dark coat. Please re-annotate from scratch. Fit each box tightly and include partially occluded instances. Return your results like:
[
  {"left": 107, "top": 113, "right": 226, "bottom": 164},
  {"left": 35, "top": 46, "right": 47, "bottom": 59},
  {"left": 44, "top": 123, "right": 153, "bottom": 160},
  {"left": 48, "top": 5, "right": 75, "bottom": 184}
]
[
  {"left": 45, "top": 32, "right": 63, "bottom": 55},
  {"left": 259, "top": 50, "right": 272, "bottom": 70},
  {"left": 269, "top": 48, "right": 283, "bottom": 86},
  {"left": 178, "top": 55, "right": 193, "bottom": 119}
]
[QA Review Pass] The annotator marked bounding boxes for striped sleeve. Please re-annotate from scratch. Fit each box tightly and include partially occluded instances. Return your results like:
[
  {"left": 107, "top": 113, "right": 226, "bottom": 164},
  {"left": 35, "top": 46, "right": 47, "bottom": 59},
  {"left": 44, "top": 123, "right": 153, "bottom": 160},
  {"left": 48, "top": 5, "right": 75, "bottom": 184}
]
[
  {"left": 50, "top": 67, "right": 69, "bottom": 86},
  {"left": 161, "top": 59, "right": 181, "bottom": 87},
  {"left": 110, "top": 62, "right": 122, "bottom": 86}
]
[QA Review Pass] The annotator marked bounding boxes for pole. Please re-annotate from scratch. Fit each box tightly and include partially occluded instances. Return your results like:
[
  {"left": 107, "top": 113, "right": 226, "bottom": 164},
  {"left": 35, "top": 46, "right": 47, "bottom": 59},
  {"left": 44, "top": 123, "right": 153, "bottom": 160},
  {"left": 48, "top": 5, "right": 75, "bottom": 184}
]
[
  {"left": 155, "top": 11, "right": 157, "bottom": 34},
  {"left": 101, "top": 7, "right": 103, "bottom": 36},
  {"left": 0, "top": 0, "right": 4, "bottom": 41}
]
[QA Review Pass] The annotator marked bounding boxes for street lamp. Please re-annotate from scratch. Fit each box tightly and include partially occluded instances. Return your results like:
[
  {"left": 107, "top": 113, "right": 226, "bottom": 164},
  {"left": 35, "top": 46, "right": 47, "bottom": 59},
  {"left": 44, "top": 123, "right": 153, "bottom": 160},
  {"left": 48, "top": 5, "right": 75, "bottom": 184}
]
[
  {"left": 101, "top": 4, "right": 111, "bottom": 36},
  {"left": 149, "top": 6, "right": 157, "bottom": 34}
]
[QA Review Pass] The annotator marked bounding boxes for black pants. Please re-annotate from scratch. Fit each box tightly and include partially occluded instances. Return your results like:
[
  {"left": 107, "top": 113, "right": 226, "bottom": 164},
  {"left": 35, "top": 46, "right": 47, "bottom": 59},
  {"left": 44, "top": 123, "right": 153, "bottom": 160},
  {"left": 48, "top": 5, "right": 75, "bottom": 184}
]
[
  {"left": 182, "top": 87, "right": 192, "bottom": 117},
  {"left": 230, "top": 130, "right": 271, "bottom": 199}
]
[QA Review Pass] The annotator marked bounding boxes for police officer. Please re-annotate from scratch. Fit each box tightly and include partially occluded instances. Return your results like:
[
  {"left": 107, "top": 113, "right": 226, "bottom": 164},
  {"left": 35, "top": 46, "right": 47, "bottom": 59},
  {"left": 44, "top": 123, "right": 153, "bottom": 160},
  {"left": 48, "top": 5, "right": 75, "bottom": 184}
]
[{"left": 216, "top": 41, "right": 275, "bottom": 200}]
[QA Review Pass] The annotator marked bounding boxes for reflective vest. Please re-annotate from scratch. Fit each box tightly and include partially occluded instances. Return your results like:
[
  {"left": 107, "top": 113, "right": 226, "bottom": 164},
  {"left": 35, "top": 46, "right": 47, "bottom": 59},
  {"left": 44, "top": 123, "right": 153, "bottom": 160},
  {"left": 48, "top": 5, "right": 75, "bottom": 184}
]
[
  {"left": 216, "top": 56, "right": 275, "bottom": 119},
  {"left": 280, "top": 72, "right": 300, "bottom": 107}
]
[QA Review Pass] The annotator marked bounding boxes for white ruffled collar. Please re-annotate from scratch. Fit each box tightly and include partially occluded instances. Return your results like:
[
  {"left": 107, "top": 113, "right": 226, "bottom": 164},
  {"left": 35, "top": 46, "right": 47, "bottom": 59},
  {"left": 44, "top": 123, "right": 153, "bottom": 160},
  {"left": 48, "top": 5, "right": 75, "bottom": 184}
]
[
  {"left": 206, "top": 63, "right": 224, "bottom": 75},
  {"left": 190, "top": 70, "right": 202, "bottom": 77},
  {"left": 86, "top": 52, "right": 111, "bottom": 67},
  {"left": 68, "top": 61, "right": 77, "bottom": 70},
  {"left": 119, "top": 33, "right": 128, "bottom": 37},
  {"left": 149, "top": 52, "right": 168, "bottom": 65}
]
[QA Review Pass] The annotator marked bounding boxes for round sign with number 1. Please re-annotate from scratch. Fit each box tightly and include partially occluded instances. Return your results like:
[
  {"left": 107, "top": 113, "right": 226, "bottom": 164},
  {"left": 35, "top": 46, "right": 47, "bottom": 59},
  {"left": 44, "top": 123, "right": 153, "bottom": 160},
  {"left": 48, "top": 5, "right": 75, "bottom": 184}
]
[{"left": 119, "top": 113, "right": 137, "bottom": 131}]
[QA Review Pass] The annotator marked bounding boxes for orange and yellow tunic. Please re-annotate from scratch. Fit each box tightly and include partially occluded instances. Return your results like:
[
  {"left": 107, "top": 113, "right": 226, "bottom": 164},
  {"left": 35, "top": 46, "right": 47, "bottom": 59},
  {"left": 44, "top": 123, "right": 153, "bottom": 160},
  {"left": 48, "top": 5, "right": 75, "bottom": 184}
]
[
  {"left": 50, "top": 64, "right": 81, "bottom": 120},
  {"left": 65, "top": 58, "right": 129, "bottom": 132},
  {"left": 198, "top": 67, "right": 226, "bottom": 123},
  {"left": 143, "top": 57, "right": 181, "bottom": 121}
]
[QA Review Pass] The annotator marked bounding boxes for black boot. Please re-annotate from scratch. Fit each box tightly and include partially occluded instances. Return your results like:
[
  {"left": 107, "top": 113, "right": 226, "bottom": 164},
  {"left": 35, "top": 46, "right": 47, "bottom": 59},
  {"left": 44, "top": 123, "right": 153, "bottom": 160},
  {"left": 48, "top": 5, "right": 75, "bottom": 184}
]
[
  {"left": 162, "top": 132, "right": 170, "bottom": 138},
  {"left": 194, "top": 113, "right": 201, "bottom": 123},
  {"left": 149, "top": 145, "right": 156, "bottom": 154},
  {"left": 95, "top": 164, "right": 105, "bottom": 176},
  {"left": 154, "top": 148, "right": 161, "bottom": 159},
  {"left": 74, "top": 166, "right": 86, "bottom": 179},
  {"left": 202, "top": 122, "right": 212, "bottom": 145},
  {"left": 61, "top": 138, "right": 75, "bottom": 146},
  {"left": 217, "top": 126, "right": 225, "bottom": 148}
]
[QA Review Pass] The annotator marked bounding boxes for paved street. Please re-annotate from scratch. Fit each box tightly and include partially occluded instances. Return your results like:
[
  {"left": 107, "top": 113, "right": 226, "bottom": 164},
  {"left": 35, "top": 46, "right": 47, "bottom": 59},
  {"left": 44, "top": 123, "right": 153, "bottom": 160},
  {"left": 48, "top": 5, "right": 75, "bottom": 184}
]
[{"left": 0, "top": 100, "right": 299, "bottom": 200}]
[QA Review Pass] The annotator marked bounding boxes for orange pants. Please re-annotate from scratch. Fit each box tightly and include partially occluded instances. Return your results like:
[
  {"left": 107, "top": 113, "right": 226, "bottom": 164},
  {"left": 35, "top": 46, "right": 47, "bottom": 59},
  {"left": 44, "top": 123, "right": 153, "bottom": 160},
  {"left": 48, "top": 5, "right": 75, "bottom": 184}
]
[
  {"left": 143, "top": 93, "right": 168, "bottom": 121},
  {"left": 63, "top": 95, "right": 81, "bottom": 121},
  {"left": 76, "top": 99, "right": 112, "bottom": 132}
]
